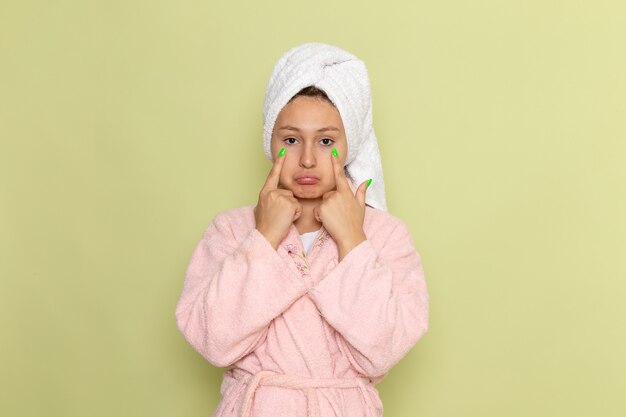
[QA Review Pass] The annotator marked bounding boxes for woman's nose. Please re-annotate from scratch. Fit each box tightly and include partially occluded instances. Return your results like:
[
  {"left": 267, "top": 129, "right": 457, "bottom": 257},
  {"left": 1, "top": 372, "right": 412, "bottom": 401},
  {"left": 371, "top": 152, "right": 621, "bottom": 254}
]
[{"left": 299, "top": 145, "right": 316, "bottom": 168}]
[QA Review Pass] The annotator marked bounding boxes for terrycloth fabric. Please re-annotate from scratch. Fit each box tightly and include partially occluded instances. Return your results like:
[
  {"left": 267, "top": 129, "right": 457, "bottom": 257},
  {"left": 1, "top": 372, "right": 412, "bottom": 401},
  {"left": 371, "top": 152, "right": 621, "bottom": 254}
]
[
  {"left": 263, "top": 42, "right": 388, "bottom": 212},
  {"left": 235, "top": 369, "right": 377, "bottom": 417},
  {"left": 175, "top": 205, "right": 429, "bottom": 417}
]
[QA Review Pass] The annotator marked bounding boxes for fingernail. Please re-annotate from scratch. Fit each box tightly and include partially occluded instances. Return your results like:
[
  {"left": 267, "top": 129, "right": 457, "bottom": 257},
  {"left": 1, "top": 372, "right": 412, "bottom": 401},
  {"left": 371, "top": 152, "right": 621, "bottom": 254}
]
[
  {"left": 332, "top": 148, "right": 338, "bottom": 158},
  {"left": 279, "top": 147, "right": 286, "bottom": 157},
  {"left": 366, "top": 178, "right": 373, "bottom": 188}
]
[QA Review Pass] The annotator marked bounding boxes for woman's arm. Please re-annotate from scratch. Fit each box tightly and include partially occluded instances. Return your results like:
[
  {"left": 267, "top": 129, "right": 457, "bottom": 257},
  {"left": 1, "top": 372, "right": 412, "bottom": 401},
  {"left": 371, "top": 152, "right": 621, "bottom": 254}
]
[
  {"left": 175, "top": 212, "right": 309, "bottom": 368},
  {"left": 307, "top": 219, "right": 429, "bottom": 379}
]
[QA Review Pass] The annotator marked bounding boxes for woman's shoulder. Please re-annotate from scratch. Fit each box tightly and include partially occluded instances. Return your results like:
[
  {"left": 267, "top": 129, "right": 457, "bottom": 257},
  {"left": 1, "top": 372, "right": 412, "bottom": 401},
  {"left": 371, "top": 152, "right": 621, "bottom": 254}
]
[
  {"left": 203, "top": 204, "right": 256, "bottom": 239},
  {"left": 363, "top": 205, "right": 406, "bottom": 232},
  {"left": 362, "top": 205, "right": 414, "bottom": 248}
]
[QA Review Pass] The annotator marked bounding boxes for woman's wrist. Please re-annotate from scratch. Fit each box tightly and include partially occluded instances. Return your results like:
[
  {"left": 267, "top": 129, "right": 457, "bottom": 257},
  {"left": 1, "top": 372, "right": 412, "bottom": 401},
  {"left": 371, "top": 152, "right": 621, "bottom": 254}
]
[
  {"left": 337, "top": 231, "right": 367, "bottom": 262},
  {"left": 256, "top": 226, "right": 281, "bottom": 250}
]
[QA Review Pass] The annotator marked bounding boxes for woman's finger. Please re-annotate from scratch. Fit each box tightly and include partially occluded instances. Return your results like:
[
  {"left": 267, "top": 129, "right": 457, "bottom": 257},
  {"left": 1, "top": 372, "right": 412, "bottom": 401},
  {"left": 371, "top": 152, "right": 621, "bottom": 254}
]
[
  {"left": 261, "top": 147, "right": 286, "bottom": 192},
  {"left": 356, "top": 179, "right": 370, "bottom": 208},
  {"left": 330, "top": 148, "right": 351, "bottom": 193}
]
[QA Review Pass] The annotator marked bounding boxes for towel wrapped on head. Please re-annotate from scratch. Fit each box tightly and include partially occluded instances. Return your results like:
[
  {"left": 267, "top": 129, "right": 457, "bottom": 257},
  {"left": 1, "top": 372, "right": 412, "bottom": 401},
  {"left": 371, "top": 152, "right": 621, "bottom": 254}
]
[{"left": 262, "top": 42, "right": 388, "bottom": 212}]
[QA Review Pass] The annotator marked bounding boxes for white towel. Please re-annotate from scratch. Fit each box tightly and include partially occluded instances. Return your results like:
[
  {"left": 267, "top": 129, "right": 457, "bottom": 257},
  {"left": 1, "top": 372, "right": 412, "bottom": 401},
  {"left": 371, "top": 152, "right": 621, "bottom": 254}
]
[{"left": 262, "top": 42, "right": 388, "bottom": 212}]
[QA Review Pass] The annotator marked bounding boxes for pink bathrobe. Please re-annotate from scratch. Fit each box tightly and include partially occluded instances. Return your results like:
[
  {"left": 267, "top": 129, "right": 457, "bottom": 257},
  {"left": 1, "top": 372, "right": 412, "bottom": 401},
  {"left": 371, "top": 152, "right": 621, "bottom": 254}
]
[{"left": 175, "top": 204, "right": 429, "bottom": 417}]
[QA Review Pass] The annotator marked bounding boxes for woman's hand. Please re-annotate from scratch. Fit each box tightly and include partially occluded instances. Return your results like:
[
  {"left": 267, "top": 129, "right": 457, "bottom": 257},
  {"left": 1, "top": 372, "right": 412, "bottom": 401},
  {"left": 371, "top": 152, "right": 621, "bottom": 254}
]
[
  {"left": 254, "top": 148, "right": 302, "bottom": 250},
  {"left": 313, "top": 149, "right": 371, "bottom": 261}
]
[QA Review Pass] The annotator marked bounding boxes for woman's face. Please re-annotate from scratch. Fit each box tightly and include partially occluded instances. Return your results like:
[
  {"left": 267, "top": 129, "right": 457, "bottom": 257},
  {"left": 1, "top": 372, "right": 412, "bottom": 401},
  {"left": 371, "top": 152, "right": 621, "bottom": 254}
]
[{"left": 270, "top": 95, "right": 349, "bottom": 199}]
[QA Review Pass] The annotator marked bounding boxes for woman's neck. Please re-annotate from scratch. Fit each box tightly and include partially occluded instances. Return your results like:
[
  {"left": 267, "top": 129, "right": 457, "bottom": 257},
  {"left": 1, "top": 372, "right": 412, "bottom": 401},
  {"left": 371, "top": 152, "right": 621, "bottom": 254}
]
[{"left": 293, "top": 197, "right": 323, "bottom": 234}]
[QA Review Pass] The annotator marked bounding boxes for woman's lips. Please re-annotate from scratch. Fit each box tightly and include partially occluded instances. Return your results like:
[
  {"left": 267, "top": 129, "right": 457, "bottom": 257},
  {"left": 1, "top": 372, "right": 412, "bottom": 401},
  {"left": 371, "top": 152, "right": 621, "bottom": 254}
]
[{"left": 295, "top": 176, "right": 319, "bottom": 185}]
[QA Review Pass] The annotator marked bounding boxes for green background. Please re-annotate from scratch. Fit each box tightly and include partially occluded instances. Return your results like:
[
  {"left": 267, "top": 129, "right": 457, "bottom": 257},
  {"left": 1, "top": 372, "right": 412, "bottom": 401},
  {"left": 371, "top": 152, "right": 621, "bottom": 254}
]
[{"left": 1, "top": 1, "right": 624, "bottom": 416}]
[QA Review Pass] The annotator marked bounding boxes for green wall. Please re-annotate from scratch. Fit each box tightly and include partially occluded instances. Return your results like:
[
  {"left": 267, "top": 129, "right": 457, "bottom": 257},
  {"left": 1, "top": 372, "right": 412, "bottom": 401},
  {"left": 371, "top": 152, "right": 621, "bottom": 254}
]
[{"left": 1, "top": 1, "right": 624, "bottom": 416}]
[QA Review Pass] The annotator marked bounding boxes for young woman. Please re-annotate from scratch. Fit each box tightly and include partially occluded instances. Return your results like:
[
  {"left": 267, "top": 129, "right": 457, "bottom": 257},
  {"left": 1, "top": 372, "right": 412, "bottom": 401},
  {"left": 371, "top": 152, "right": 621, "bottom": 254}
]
[{"left": 175, "top": 43, "right": 429, "bottom": 417}]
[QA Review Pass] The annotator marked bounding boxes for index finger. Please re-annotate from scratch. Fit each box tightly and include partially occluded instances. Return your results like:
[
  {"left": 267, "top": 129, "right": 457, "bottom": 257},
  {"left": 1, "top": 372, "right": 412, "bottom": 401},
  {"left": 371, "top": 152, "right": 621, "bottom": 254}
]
[
  {"left": 331, "top": 148, "right": 351, "bottom": 192},
  {"left": 262, "top": 147, "right": 286, "bottom": 191}
]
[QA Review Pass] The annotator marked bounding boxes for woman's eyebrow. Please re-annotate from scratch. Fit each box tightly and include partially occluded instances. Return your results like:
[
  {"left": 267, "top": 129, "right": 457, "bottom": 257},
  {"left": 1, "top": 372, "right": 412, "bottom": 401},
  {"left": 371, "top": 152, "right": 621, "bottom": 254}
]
[{"left": 279, "top": 125, "right": 339, "bottom": 132}]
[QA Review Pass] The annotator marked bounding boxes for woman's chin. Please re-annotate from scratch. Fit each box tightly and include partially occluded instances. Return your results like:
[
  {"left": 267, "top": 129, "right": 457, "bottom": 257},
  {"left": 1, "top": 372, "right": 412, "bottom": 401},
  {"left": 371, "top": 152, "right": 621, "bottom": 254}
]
[{"left": 291, "top": 184, "right": 326, "bottom": 199}]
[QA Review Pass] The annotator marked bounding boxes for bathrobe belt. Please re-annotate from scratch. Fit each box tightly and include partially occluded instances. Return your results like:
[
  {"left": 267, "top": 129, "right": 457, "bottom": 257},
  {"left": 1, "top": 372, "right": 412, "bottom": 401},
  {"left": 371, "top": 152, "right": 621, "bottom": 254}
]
[{"left": 232, "top": 368, "right": 378, "bottom": 417}]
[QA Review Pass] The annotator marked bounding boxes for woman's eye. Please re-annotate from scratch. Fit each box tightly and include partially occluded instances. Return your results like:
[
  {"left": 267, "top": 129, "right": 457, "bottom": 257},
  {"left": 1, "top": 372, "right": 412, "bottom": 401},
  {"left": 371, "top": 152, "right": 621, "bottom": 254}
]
[
  {"left": 284, "top": 138, "right": 297, "bottom": 145},
  {"left": 321, "top": 138, "right": 334, "bottom": 146}
]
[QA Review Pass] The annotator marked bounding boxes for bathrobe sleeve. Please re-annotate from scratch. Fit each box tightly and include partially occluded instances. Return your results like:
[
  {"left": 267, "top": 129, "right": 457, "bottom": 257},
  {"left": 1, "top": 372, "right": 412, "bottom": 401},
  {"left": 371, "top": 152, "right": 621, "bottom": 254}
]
[
  {"left": 175, "top": 212, "right": 310, "bottom": 368},
  {"left": 307, "top": 219, "right": 429, "bottom": 379}
]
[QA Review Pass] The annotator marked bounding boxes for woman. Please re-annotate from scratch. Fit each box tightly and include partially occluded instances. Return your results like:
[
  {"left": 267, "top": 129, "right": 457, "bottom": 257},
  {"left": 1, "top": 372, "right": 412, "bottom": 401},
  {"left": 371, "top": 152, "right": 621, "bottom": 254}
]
[{"left": 175, "top": 42, "right": 429, "bottom": 417}]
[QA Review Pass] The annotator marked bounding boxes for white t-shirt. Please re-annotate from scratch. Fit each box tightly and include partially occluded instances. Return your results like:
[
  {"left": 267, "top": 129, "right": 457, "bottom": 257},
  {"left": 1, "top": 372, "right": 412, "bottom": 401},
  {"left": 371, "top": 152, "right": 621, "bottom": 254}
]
[{"left": 300, "top": 229, "right": 322, "bottom": 255}]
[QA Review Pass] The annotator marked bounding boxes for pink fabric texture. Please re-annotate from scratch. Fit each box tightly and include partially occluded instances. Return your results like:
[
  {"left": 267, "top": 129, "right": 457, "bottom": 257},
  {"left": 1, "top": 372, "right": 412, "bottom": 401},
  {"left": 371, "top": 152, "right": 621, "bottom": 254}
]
[{"left": 175, "top": 204, "right": 429, "bottom": 417}]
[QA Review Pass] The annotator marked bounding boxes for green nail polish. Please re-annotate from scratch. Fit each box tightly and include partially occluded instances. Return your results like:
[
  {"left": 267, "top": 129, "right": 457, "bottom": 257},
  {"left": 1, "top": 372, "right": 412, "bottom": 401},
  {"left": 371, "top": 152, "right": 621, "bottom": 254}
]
[
  {"left": 278, "top": 147, "right": 285, "bottom": 157},
  {"left": 366, "top": 178, "right": 373, "bottom": 188},
  {"left": 332, "top": 148, "right": 338, "bottom": 158}
]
